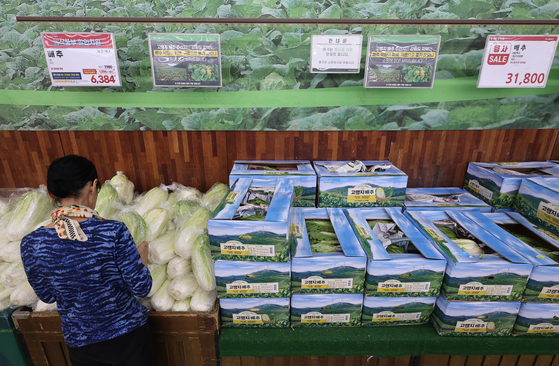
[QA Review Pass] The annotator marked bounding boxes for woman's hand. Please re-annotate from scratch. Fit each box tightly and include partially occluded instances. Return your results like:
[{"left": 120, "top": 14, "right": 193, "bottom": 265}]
[{"left": 137, "top": 241, "right": 149, "bottom": 266}]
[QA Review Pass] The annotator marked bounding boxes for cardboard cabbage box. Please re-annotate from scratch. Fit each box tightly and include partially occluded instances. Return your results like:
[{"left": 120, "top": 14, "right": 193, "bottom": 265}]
[
  {"left": 290, "top": 208, "right": 366, "bottom": 294},
  {"left": 344, "top": 208, "right": 446, "bottom": 298},
  {"left": 361, "top": 296, "right": 436, "bottom": 327},
  {"left": 208, "top": 177, "right": 293, "bottom": 262},
  {"left": 405, "top": 210, "right": 532, "bottom": 301},
  {"left": 229, "top": 160, "right": 317, "bottom": 208},
  {"left": 404, "top": 187, "right": 491, "bottom": 212},
  {"left": 514, "top": 177, "right": 559, "bottom": 236},
  {"left": 290, "top": 293, "right": 363, "bottom": 327},
  {"left": 466, "top": 211, "right": 559, "bottom": 303},
  {"left": 431, "top": 295, "right": 520, "bottom": 337},
  {"left": 313, "top": 160, "right": 408, "bottom": 208},
  {"left": 220, "top": 298, "right": 290, "bottom": 328},
  {"left": 215, "top": 260, "right": 291, "bottom": 299},
  {"left": 463, "top": 161, "right": 557, "bottom": 211},
  {"left": 513, "top": 302, "right": 559, "bottom": 336}
]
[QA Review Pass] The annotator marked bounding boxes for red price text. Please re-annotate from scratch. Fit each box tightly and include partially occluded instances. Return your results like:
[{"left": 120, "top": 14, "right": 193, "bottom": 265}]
[{"left": 505, "top": 73, "right": 545, "bottom": 85}]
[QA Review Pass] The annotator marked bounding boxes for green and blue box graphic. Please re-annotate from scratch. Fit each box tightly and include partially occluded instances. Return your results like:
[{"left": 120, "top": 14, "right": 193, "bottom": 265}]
[
  {"left": 514, "top": 177, "right": 559, "bottom": 236},
  {"left": 291, "top": 293, "right": 363, "bottom": 327},
  {"left": 513, "top": 302, "right": 559, "bottom": 336},
  {"left": 344, "top": 208, "right": 446, "bottom": 298},
  {"left": 313, "top": 161, "right": 407, "bottom": 208},
  {"left": 361, "top": 296, "right": 436, "bottom": 326},
  {"left": 405, "top": 210, "right": 532, "bottom": 301},
  {"left": 229, "top": 160, "right": 317, "bottom": 208},
  {"left": 220, "top": 297, "right": 290, "bottom": 328}
]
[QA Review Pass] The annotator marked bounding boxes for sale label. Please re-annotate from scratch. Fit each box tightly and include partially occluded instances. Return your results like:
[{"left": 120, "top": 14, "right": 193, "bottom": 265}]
[
  {"left": 478, "top": 35, "right": 558, "bottom": 88},
  {"left": 41, "top": 32, "right": 121, "bottom": 87}
]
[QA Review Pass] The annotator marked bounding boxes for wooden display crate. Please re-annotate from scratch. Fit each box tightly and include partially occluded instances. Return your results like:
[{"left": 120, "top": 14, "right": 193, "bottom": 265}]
[{"left": 12, "top": 304, "right": 220, "bottom": 366}]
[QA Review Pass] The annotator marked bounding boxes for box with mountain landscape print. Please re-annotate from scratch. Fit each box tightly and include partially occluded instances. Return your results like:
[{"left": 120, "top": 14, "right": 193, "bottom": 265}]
[
  {"left": 513, "top": 302, "right": 559, "bottom": 336},
  {"left": 291, "top": 294, "right": 363, "bottom": 327},
  {"left": 362, "top": 296, "right": 436, "bottom": 326},
  {"left": 405, "top": 210, "right": 532, "bottom": 301},
  {"left": 215, "top": 260, "right": 291, "bottom": 299},
  {"left": 514, "top": 177, "right": 559, "bottom": 237},
  {"left": 229, "top": 160, "right": 317, "bottom": 207},
  {"left": 290, "top": 208, "right": 366, "bottom": 294},
  {"left": 313, "top": 161, "right": 407, "bottom": 208},
  {"left": 463, "top": 161, "right": 557, "bottom": 211},
  {"left": 220, "top": 298, "right": 290, "bottom": 328},
  {"left": 344, "top": 208, "right": 446, "bottom": 298},
  {"left": 404, "top": 187, "right": 491, "bottom": 212},
  {"left": 209, "top": 177, "right": 293, "bottom": 262},
  {"left": 431, "top": 295, "right": 520, "bottom": 336},
  {"left": 465, "top": 211, "right": 559, "bottom": 303}
]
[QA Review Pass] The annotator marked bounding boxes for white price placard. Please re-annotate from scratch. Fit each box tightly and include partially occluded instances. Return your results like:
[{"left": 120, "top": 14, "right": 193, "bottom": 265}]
[
  {"left": 310, "top": 35, "right": 363, "bottom": 74},
  {"left": 41, "top": 32, "right": 121, "bottom": 87},
  {"left": 477, "top": 35, "right": 558, "bottom": 88}
]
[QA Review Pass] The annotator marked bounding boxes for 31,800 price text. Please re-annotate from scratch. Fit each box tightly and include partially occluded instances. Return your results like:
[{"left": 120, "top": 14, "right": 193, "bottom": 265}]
[
  {"left": 505, "top": 72, "right": 545, "bottom": 85},
  {"left": 91, "top": 75, "right": 116, "bottom": 84}
]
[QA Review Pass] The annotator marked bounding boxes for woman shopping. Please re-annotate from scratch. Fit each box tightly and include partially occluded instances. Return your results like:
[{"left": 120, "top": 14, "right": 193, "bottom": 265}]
[{"left": 20, "top": 155, "right": 156, "bottom": 366}]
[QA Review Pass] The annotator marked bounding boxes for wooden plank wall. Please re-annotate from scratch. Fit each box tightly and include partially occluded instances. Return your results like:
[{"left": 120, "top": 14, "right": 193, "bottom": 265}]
[
  {"left": 220, "top": 355, "right": 559, "bottom": 366},
  {"left": 1, "top": 129, "right": 558, "bottom": 192}
]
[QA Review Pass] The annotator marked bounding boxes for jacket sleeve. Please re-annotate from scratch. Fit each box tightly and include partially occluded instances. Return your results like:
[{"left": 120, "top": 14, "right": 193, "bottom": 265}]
[
  {"left": 114, "top": 223, "right": 152, "bottom": 298},
  {"left": 20, "top": 236, "right": 56, "bottom": 304}
]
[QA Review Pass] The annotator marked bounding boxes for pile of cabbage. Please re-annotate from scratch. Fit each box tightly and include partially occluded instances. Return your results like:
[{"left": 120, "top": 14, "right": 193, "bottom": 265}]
[{"left": 0, "top": 173, "right": 230, "bottom": 313}]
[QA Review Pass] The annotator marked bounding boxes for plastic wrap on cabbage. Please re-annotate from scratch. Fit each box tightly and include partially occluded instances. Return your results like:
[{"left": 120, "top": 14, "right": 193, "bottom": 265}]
[
  {"left": 190, "top": 288, "right": 217, "bottom": 312},
  {"left": 201, "top": 183, "right": 229, "bottom": 211},
  {"left": 172, "top": 298, "right": 191, "bottom": 312},
  {"left": 147, "top": 263, "right": 168, "bottom": 298},
  {"left": 173, "top": 200, "right": 200, "bottom": 227},
  {"left": 148, "top": 231, "right": 176, "bottom": 265},
  {"left": 176, "top": 185, "right": 202, "bottom": 202},
  {"left": 1, "top": 262, "right": 26, "bottom": 288},
  {"left": 0, "top": 197, "right": 11, "bottom": 217},
  {"left": 151, "top": 279, "right": 174, "bottom": 312},
  {"left": 144, "top": 208, "right": 170, "bottom": 242},
  {"left": 10, "top": 280, "right": 38, "bottom": 306},
  {"left": 1, "top": 241, "right": 21, "bottom": 262},
  {"left": 0, "top": 284, "right": 14, "bottom": 303},
  {"left": 95, "top": 183, "right": 120, "bottom": 219},
  {"left": 110, "top": 172, "right": 135, "bottom": 205},
  {"left": 175, "top": 207, "right": 212, "bottom": 259},
  {"left": 168, "top": 273, "right": 199, "bottom": 301},
  {"left": 135, "top": 186, "right": 169, "bottom": 218},
  {"left": 116, "top": 210, "right": 148, "bottom": 247},
  {"left": 35, "top": 300, "right": 58, "bottom": 312},
  {"left": 191, "top": 233, "right": 216, "bottom": 292},
  {"left": 167, "top": 257, "right": 191, "bottom": 279},
  {"left": 6, "top": 188, "right": 52, "bottom": 241},
  {"left": 0, "top": 297, "right": 9, "bottom": 312}
]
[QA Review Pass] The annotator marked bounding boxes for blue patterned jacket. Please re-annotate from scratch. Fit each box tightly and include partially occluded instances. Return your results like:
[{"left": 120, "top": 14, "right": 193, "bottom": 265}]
[{"left": 21, "top": 219, "right": 152, "bottom": 348}]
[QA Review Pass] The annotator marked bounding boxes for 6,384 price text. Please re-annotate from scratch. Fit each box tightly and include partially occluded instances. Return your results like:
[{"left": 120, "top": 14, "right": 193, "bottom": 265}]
[
  {"left": 91, "top": 75, "right": 116, "bottom": 84},
  {"left": 505, "top": 72, "right": 545, "bottom": 86}
]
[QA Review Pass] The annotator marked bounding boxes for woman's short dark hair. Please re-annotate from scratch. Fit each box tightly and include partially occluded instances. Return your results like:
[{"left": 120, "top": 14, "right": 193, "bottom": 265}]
[{"left": 47, "top": 155, "right": 99, "bottom": 200}]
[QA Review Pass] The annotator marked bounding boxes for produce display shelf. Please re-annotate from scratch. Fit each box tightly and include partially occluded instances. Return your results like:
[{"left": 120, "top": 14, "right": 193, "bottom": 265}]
[{"left": 218, "top": 324, "right": 559, "bottom": 359}]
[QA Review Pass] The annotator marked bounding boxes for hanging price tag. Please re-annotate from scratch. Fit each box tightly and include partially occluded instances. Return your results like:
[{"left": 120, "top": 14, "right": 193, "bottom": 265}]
[
  {"left": 477, "top": 35, "right": 558, "bottom": 88},
  {"left": 41, "top": 32, "right": 121, "bottom": 87}
]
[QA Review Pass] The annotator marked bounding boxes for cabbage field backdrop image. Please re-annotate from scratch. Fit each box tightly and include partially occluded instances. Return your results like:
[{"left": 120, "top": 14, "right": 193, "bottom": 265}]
[{"left": 1, "top": 0, "right": 559, "bottom": 131}]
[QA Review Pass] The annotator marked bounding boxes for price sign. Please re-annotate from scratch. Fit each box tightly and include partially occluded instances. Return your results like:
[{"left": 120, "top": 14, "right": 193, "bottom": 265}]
[
  {"left": 310, "top": 34, "right": 363, "bottom": 74},
  {"left": 41, "top": 32, "right": 121, "bottom": 87},
  {"left": 478, "top": 35, "right": 558, "bottom": 88},
  {"left": 364, "top": 35, "right": 440, "bottom": 89},
  {"left": 149, "top": 33, "right": 222, "bottom": 88}
]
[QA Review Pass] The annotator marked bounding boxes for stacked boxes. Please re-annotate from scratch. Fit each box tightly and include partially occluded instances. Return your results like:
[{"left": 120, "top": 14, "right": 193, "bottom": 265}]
[
  {"left": 465, "top": 210, "right": 559, "bottom": 336},
  {"left": 405, "top": 210, "right": 531, "bottom": 336},
  {"left": 210, "top": 177, "right": 293, "bottom": 328},
  {"left": 290, "top": 208, "right": 366, "bottom": 326},
  {"left": 463, "top": 161, "right": 557, "bottom": 212},
  {"left": 229, "top": 160, "right": 317, "bottom": 207},
  {"left": 344, "top": 208, "right": 445, "bottom": 326},
  {"left": 313, "top": 161, "right": 408, "bottom": 208},
  {"left": 404, "top": 187, "right": 491, "bottom": 212},
  {"left": 514, "top": 177, "right": 559, "bottom": 236}
]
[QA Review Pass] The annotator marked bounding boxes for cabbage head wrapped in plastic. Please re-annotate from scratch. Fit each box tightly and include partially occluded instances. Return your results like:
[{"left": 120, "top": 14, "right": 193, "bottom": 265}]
[
  {"left": 148, "top": 231, "right": 176, "bottom": 265},
  {"left": 190, "top": 288, "right": 217, "bottom": 312},
  {"left": 6, "top": 188, "right": 52, "bottom": 241},
  {"left": 151, "top": 279, "right": 174, "bottom": 312},
  {"left": 115, "top": 210, "right": 148, "bottom": 247},
  {"left": 201, "top": 183, "right": 229, "bottom": 211},
  {"left": 10, "top": 280, "right": 38, "bottom": 307},
  {"left": 144, "top": 208, "right": 170, "bottom": 242},
  {"left": 168, "top": 273, "right": 199, "bottom": 301},
  {"left": 110, "top": 172, "right": 135, "bottom": 205},
  {"left": 175, "top": 207, "right": 212, "bottom": 259},
  {"left": 191, "top": 232, "right": 216, "bottom": 292},
  {"left": 136, "top": 187, "right": 169, "bottom": 218},
  {"left": 95, "top": 183, "right": 120, "bottom": 219},
  {"left": 167, "top": 257, "right": 191, "bottom": 279}
]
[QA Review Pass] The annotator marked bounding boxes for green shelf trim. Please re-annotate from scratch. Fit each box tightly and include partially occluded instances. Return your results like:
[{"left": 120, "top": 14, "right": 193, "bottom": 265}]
[{"left": 1, "top": 67, "right": 558, "bottom": 110}]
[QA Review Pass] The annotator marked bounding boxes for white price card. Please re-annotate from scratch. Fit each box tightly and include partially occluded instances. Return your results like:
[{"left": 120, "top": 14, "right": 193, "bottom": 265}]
[
  {"left": 41, "top": 32, "right": 121, "bottom": 87},
  {"left": 310, "top": 34, "right": 363, "bottom": 74},
  {"left": 477, "top": 34, "right": 558, "bottom": 88}
]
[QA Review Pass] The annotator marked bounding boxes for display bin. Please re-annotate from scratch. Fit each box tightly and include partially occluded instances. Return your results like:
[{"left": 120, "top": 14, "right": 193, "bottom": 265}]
[
  {"left": 0, "top": 307, "right": 30, "bottom": 366},
  {"left": 11, "top": 304, "right": 220, "bottom": 366}
]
